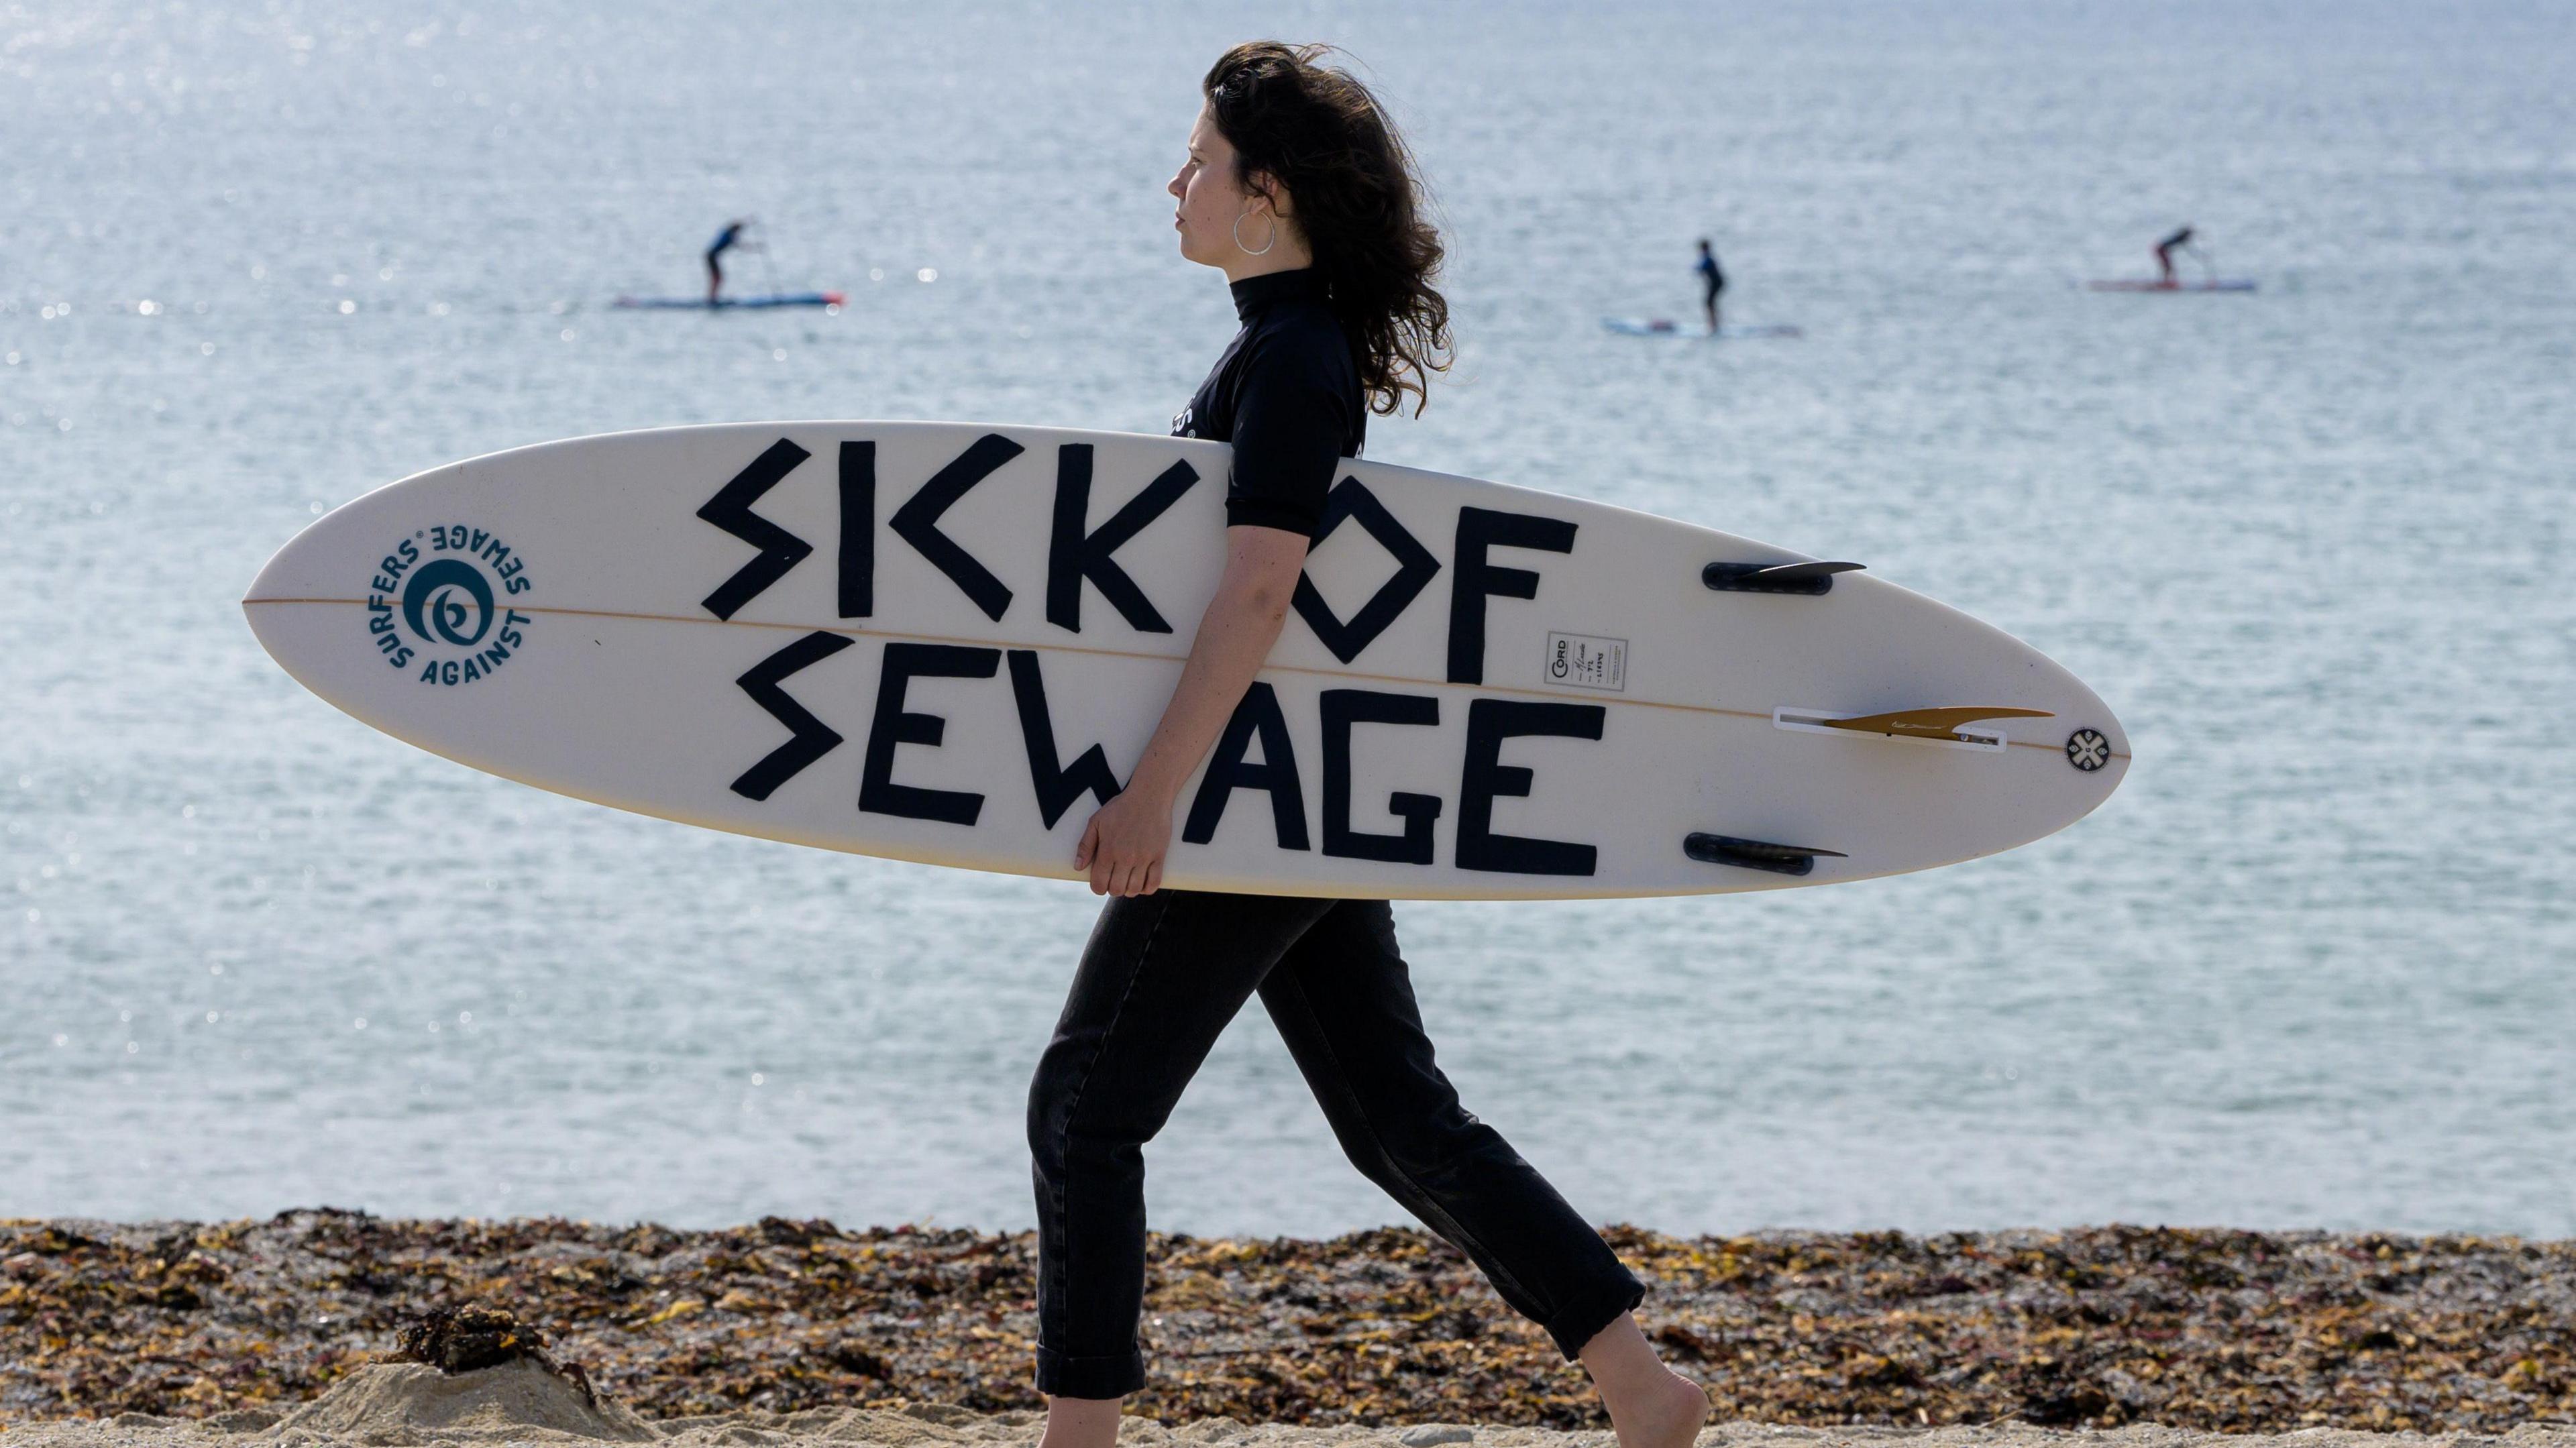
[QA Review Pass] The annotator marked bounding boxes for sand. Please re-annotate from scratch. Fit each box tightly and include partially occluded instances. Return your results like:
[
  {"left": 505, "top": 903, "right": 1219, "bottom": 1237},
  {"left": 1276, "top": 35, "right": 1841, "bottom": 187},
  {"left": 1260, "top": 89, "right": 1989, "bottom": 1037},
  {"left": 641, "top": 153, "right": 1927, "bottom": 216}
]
[{"left": 2, "top": 1361, "right": 2570, "bottom": 1448}]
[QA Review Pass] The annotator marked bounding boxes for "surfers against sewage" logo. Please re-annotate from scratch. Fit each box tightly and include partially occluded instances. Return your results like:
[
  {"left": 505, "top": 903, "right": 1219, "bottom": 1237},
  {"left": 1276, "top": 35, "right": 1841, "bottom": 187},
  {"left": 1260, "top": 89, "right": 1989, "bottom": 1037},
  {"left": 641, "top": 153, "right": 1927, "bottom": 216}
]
[{"left": 363, "top": 524, "right": 535, "bottom": 685}]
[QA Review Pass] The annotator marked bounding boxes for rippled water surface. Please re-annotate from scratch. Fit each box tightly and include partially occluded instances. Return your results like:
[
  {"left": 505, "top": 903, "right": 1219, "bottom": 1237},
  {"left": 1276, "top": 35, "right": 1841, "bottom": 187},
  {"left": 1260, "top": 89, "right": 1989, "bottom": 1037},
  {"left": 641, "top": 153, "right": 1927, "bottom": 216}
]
[{"left": 5, "top": 0, "right": 2573, "bottom": 1236}]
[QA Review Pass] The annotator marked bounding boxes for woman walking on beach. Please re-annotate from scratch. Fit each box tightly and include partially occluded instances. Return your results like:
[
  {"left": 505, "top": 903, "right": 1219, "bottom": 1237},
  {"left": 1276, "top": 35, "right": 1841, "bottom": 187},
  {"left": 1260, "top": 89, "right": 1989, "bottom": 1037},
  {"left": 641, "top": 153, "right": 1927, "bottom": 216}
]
[{"left": 1027, "top": 42, "right": 1711, "bottom": 1448}]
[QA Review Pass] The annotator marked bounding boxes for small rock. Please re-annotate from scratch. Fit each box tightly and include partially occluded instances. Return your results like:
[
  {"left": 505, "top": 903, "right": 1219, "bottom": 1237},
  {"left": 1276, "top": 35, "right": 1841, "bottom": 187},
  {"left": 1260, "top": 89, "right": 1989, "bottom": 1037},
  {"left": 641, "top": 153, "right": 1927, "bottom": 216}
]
[{"left": 1401, "top": 1427, "right": 1475, "bottom": 1447}]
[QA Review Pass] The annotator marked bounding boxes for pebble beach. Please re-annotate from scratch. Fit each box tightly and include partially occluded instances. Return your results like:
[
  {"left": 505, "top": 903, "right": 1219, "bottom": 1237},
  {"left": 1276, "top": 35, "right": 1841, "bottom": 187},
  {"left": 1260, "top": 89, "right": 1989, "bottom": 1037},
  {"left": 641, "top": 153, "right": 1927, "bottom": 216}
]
[{"left": 4, "top": 1213, "right": 2570, "bottom": 1440}]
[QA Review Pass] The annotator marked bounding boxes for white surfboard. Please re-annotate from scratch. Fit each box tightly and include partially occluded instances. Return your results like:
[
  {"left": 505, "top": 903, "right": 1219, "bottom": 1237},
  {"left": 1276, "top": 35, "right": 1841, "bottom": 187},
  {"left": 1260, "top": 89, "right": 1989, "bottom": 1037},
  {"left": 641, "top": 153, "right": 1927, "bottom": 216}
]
[{"left": 241, "top": 422, "right": 2127, "bottom": 899}]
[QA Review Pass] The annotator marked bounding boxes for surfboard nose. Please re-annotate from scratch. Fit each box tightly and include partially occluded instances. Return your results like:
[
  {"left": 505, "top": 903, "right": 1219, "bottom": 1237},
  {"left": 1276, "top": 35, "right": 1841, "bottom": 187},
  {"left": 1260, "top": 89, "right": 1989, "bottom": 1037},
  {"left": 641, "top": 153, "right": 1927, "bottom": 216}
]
[
  {"left": 243, "top": 533, "right": 312, "bottom": 611},
  {"left": 243, "top": 496, "right": 367, "bottom": 695},
  {"left": 244, "top": 486, "right": 372, "bottom": 606},
  {"left": 239, "top": 473, "right": 458, "bottom": 690}
]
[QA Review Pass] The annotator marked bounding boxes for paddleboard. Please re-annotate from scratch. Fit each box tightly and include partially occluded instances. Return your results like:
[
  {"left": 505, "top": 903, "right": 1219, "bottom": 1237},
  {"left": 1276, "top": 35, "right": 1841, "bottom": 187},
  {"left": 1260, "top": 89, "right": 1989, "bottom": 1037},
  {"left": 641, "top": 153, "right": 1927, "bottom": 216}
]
[
  {"left": 1603, "top": 317, "right": 1803, "bottom": 338},
  {"left": 612, "top": 291, "right": 847, "bottom": 310},
  {"left": 242, "top": 422, "right": 2127, "bottom": 900},
  {"left": 2084, "top": 280, "right": 2255, "bottom": 293}
]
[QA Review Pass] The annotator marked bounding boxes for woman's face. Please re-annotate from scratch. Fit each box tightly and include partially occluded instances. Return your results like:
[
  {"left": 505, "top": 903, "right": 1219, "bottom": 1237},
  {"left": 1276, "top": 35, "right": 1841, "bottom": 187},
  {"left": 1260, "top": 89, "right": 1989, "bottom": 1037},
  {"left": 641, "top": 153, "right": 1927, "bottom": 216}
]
[{"left": 1168, "top": 105, "right": 1267, "bottom": 268}]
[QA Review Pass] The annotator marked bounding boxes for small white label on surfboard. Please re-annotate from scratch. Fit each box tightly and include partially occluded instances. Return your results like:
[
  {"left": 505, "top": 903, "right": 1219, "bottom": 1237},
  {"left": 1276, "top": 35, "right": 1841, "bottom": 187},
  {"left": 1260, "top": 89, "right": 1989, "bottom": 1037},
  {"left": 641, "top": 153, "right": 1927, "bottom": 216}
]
[{"left": 1544, "top": 631, "right": 1627, "bottom": 692}]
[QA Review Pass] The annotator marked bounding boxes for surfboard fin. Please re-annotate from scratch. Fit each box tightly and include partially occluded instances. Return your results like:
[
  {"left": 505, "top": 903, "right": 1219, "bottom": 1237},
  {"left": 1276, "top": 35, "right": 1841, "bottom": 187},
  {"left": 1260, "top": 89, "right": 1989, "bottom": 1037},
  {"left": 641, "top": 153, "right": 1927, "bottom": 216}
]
[
  {"left": 1684, "top": 832, "right": 1848, "bottom": 877},
  {"left": 1774, "top": 704, "right": 2054, "bottom": 749},
  {"left": 1702, "top": 559, "right": 1865, "bottom": 596}
]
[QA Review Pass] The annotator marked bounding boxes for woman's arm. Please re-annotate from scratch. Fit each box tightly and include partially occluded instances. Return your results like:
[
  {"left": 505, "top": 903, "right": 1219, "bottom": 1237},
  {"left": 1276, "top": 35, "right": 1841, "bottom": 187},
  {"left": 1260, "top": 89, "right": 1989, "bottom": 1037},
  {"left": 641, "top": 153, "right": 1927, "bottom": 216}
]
[{"left": 1074, "top": 523, "right": 1311, "bottom": 896}]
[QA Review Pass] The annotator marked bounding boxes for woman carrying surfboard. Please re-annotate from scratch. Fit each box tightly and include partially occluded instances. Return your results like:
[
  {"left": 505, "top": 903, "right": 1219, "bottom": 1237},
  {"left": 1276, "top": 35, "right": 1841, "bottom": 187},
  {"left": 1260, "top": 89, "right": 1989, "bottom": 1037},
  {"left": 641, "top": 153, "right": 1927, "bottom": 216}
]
[{"left": 1027, "top": 42, "right": 1711, "bottom": 1448}]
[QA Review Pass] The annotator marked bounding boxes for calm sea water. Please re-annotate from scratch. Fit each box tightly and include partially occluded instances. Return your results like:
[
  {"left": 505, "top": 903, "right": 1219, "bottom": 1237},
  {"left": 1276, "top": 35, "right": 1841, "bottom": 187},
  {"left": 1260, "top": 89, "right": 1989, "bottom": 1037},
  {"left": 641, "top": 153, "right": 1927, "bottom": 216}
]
[{"left": 5, "top": 0, "right": 2573, "bottom": 1239}]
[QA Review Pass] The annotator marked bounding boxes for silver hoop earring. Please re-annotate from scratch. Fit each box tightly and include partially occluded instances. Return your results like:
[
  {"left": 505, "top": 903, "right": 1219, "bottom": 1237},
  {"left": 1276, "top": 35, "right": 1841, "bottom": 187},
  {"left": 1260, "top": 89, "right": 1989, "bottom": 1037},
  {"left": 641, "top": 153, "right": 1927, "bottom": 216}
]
[{"left": 1232, "top": 211, "right": 1278, "bottom": 257}]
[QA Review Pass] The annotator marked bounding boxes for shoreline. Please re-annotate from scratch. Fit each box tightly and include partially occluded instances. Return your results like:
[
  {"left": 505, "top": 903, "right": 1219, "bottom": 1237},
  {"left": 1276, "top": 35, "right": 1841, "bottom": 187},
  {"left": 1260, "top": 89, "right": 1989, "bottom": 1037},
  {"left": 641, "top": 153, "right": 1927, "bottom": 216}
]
[{"left": 3, "top": 1213, "right": 2571, "bottom": 1436}]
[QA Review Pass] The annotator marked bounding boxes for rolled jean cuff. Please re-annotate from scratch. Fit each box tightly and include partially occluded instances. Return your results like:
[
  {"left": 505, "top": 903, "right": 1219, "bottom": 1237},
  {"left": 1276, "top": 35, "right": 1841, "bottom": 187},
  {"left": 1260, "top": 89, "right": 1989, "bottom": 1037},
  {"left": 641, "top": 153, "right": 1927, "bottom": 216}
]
[
  {"left": 1034, "top": 1343, "right": 1146, "bottom": 1400},
  {"left": 1542, "top": 1272, "right": 1648, "bottom": 1360}
]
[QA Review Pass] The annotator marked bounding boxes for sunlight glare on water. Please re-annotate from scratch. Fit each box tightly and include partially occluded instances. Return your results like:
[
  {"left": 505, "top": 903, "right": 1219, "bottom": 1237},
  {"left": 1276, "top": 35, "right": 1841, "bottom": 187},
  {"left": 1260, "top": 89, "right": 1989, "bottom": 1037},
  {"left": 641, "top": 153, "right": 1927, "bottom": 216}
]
[{"left": 1, "top": 0, "right": 2572, "bottom": 1235}]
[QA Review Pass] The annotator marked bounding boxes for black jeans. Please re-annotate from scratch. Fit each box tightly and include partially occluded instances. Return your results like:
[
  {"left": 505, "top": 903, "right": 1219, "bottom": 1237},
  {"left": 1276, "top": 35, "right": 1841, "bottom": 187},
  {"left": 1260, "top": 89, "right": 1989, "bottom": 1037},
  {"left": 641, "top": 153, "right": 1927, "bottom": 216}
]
[{"left": 1026, "top": 889, "right": 1646, "bottom": 1399}]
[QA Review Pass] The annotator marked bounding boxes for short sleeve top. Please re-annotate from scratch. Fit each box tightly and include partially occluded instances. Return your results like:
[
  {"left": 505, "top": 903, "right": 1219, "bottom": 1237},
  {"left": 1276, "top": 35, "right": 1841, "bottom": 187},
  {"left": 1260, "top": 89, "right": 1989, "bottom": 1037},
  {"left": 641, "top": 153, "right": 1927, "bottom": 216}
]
[{"left": 1169, "top": 268, "right": 1366, "bottom": 539}]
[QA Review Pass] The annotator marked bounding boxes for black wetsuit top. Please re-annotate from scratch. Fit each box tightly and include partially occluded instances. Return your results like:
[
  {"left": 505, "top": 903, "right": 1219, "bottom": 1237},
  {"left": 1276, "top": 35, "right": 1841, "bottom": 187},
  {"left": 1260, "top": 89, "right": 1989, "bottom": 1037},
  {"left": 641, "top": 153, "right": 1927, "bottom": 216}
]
[{"left": 1171, "top": 268, "right": 1364, "bottom": 539}]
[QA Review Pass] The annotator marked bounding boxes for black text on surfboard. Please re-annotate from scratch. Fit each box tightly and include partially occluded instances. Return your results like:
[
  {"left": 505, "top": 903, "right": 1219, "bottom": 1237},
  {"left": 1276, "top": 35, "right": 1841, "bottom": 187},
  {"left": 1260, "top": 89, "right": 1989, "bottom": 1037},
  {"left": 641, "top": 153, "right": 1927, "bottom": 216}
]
[
  {"left": 695, "top": 433, "right": 1579, "bottom": 684},
  {"left": 729, "top": 632, "right": 1605, "bottom": 877},
  {"left": 699, "top": 433, "right": 1205, "bottom": 635}
]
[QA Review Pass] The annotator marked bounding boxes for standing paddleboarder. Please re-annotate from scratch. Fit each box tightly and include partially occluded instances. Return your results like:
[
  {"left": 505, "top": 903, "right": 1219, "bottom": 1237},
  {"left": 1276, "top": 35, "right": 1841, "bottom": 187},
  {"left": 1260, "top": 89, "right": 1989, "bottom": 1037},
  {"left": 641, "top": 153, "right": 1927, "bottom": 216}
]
[
  {"left": 704, "top": 217, "right": 752, "bottom": 303},
  {"left": 1696, "top": 237, "right": 1725, "bottom": 333},
  {"left": 1026, "top": 40, "right": 1711, "bottom": 1448},
  {"left": 2154, "top": 224, "right": 2195, "bottom": 286}
]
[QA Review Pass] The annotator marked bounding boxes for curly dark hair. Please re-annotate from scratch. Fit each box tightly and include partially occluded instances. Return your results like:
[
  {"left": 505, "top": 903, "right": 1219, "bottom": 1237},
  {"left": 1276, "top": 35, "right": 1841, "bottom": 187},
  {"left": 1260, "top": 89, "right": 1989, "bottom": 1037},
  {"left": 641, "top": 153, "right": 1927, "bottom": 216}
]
[{"left": 1203, "top": 42, "right": 1453, "bottom": 417}]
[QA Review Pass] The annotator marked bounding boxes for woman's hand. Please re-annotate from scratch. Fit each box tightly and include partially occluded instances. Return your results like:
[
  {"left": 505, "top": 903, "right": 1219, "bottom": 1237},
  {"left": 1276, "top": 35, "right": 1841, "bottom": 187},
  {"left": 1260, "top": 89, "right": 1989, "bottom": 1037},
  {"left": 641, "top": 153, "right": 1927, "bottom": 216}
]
[
  {"left": 1075, "top": 785, "right": 1177, "bottom": 896},
  {"left": 1068, "top": 524, "right": 1309, "bottom": 899}
]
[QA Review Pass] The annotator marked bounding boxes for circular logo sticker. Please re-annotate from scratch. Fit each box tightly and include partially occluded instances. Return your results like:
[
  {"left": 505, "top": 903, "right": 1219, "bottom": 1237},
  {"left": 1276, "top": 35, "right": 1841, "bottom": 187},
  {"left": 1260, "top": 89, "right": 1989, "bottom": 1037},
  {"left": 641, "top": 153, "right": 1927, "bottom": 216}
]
[
  {"left": 2065, "top": 728, "right": 2110, "bottom": 772},
  {"left": 403, "top": 559, "right": 496, "bottom": 648},
  {"left": 361, "top": 524, "right": 535, "bottom": 686}
]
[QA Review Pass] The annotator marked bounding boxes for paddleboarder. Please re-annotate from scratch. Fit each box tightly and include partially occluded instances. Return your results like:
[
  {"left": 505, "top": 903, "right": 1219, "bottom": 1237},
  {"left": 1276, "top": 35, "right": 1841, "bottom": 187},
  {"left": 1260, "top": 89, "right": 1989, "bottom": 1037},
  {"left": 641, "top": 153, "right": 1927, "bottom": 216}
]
[
  {"left": 1696, "top": 237, "right": 1725, "bottom": 333},
  {"left": 704, "top": 217, "right": 752, "bottom": 303},
  {"left": 1027, "top": 40, "right": 1711, "bottom": 1448},
  {"left": 2154, "top": 224, "right": 2196, "bottom": 286}
]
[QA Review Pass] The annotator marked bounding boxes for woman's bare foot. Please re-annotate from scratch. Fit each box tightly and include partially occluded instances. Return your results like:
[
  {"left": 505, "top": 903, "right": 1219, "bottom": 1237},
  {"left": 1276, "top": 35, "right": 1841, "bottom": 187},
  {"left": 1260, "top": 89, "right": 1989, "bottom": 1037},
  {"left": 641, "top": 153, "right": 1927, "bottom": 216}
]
[
  {"left": 1578, "top": 1313, "right": 1712, "bottom": 1448},
  {"left": 1037, "top": 1394, "right": 1124, "bottom": 1448},
  {"left": 1604, "top": 1366, "right": 1713, "bottom": 1448}
]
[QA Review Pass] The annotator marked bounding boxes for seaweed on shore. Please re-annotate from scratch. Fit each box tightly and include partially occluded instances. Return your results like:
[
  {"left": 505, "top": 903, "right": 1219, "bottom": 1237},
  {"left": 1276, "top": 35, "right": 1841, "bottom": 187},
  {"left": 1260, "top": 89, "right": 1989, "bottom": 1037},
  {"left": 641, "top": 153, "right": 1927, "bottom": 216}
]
[
  {"left": 1, "top": 1212, "right": 2569, "bottom": 1434},
  {"left": 389, "top": 1302, "right": 600, "bottom": 1408}
]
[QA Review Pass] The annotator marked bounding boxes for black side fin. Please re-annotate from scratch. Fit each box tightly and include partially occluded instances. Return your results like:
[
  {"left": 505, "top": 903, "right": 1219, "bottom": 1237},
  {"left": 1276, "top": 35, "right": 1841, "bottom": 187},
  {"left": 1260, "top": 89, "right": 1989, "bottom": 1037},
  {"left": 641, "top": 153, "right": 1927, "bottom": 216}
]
[
  {"left": 1702, "top": 559, "right": 1865, "bottom": 596},
  {"left": 1683, "top": 832, "right": 1848, "bottom": 877}
]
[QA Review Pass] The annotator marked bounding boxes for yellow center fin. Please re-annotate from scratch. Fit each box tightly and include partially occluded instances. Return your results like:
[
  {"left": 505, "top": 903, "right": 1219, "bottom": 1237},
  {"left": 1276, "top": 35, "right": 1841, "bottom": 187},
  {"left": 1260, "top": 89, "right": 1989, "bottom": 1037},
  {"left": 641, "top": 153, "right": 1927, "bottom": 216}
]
[{"left": 1812, "top": 706, "right": 2055, "bottom": 741}]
